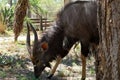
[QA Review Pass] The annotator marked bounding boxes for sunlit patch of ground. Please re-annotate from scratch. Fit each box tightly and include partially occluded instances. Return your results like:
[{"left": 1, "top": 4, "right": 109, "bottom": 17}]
[{"left": 0, "top": 31, "right": 95, "bottom": 80}]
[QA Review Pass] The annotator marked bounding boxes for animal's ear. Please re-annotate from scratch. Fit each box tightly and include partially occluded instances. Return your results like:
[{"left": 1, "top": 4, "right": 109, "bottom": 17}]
[{"left": 41, "top": 42, "right": 48, "bottom": 51}]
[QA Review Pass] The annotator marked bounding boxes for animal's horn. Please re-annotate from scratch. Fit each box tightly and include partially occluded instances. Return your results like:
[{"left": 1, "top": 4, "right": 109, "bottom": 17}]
[
  {"left": 29, "top": 22, "right": 38, "bottom": 50},
  {"left": 26, "top": 22, "right": 32, "bottom": 56}
]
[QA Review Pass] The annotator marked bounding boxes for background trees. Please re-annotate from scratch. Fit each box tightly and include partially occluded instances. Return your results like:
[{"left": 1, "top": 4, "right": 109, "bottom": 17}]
[
  {"left": 13, "top": 0, "right": 28, "bottom": 41},
  {"left": 13, "top": 0, "right": 64, "bottom": 41},
  {"left": 0, "top": 0, "right": 64, "bottom": 40}
]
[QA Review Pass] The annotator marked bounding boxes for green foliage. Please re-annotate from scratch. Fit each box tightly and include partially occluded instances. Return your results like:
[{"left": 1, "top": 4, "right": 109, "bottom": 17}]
[
  {"left": 90, "top": 67, "right": 95, "bottom": 74},
  {"left": 0, "top": 0, "right": 15, "bottom": 29},
  {"left": 0, "top": 7, "right": 14, "bottom": 28},
  {"left": 0, "top": 0, "right": 8, "bottom": 8},
  {"left": 0, "top": 71, "right": 6, "bottom": 78},
  {"left": 0, "top": 0, "right": 64, "bottom": 30},
  {"left": 30, "top": 0, "right": 46, "bottom": 15},
  {"left": 29, "top": 0, "right": 64, "bottom": 19}
]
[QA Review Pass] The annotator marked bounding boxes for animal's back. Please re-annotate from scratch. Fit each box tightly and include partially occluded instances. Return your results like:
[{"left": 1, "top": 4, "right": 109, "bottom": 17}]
[{"left": 58, "top": 1, "right": 98, "bottom": 44}]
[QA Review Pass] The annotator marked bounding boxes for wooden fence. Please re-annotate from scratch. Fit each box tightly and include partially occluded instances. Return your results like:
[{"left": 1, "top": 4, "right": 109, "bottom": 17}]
[{"left": 30, "top": 17, "right": 53, "bottom": 31}]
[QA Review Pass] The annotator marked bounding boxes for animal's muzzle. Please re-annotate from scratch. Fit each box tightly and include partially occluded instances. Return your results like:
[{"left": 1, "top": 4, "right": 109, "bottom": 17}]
[{"left": 34, "top": 65, "right": 46, "bottom": 78}]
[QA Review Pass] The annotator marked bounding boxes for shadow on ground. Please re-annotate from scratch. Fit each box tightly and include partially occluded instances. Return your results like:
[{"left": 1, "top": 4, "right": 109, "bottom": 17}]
[{"left": 0, "top": 54, "right": 73, "bottom": 80}]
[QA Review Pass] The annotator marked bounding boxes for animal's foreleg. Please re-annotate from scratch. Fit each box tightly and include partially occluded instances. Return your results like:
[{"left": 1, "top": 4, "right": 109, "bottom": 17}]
[
  {"left": 47, "top": 56, "right": 62, "bottom": 79},
  {"left": 81, "top": 53, "right": 86, "bottom": 80}
]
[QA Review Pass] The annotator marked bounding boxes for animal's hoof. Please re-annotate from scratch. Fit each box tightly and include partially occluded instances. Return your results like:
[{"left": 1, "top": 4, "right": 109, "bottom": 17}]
[
  {"left": 81, "top": 78, "right": 85, "bottom": 80},
  {"left": 47, "top": 74, "right": 53, "bottom": 79}
]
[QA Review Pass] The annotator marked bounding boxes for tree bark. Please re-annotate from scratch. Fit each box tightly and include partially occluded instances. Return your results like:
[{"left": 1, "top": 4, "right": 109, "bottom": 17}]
[
  {"left": 13, "top": 0, "right": 28, "bottom": 41},
  {"left": 96, "top": 0, "right": 120, "bottom": 80}
]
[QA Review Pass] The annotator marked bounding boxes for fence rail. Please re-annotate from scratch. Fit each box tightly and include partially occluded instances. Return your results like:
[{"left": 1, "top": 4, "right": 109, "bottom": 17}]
[{"left": 30, "top": 18, "right": 53, "bottom": 31}]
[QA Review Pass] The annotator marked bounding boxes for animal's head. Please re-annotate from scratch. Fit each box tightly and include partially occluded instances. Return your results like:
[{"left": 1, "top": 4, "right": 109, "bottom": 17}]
[{"left": 26, "top": 23, "right": 51, "bottom": 78}]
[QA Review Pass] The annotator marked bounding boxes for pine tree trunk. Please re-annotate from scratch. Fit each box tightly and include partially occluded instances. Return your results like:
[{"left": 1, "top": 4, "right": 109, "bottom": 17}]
[
  {"left": 96, "top": 0, "right": 120, "bottom": 80},
  {"left": 13, "top": 0, "right": 28, "bottom": 41}
]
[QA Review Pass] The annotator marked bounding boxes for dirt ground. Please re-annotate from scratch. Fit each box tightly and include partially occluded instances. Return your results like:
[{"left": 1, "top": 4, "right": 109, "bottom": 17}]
[{"left": 0, "top": 31, "right": 96, "bottom": 80}]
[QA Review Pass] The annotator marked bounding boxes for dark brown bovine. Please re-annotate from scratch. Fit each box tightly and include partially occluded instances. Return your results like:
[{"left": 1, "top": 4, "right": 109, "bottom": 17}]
[{"left": 26, "top": 1, "right": 99, "bottom": 80}]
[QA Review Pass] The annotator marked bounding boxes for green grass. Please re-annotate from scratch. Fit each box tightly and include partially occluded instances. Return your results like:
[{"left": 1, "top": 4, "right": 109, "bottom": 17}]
[
  {"left": 90, "top": 67, "right": 95, "bottom": 74},
  {"left": 0, "top": 71, "right": 7, "bottom": 78}
]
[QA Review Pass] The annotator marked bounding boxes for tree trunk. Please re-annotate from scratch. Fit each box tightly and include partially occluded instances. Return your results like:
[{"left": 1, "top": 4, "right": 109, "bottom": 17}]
[
  {"left": 96, "top": 0, "right": 120, "bottom": 80},
  {"left": 13, "top": 0, "right": 28, "bottom": 41}
]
